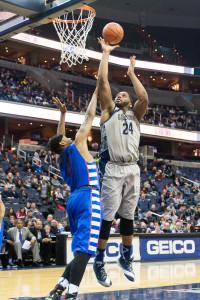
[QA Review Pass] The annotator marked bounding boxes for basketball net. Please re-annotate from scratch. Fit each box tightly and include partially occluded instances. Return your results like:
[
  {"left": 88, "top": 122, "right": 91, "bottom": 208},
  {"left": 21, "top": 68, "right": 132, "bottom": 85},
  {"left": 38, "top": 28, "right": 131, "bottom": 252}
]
[{"left": 53, "top": 5, "right": 96, "bottom": 68}]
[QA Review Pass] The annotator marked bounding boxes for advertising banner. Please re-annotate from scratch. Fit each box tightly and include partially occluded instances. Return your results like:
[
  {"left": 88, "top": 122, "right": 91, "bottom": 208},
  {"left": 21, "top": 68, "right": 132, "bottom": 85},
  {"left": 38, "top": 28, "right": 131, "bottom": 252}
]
[
  {"left": 66, "top": 235, "right": 140, "bottom": 263},
  {"left": 140, "top": 236, "right": 200, "bottom": 261}
]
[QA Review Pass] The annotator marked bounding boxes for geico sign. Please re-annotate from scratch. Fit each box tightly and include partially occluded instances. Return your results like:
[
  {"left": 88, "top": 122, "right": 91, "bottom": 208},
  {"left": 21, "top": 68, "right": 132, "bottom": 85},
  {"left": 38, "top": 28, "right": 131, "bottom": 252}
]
[{"left": 147, "top": 240, "right": 195, "bottom": 255}]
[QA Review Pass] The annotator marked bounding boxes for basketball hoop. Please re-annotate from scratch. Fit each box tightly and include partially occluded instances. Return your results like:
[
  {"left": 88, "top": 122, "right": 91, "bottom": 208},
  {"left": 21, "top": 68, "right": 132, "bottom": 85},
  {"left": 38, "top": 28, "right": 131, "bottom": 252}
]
[{"left": 53, "top": 5, "right": 96, "bottom": 68}]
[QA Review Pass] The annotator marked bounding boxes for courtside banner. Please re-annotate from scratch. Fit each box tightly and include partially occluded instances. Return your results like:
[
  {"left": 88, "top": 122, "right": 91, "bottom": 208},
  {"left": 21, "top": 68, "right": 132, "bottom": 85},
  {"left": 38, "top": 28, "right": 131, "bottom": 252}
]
[
  {"left": 0, "top": 218, "right": 4, "bottom": 251},
  {"left": 66, "top": 235, "right": 141, "bottom": 263},
  {"left": 140, "top": 236, "right": 200, "bottom": 261}
]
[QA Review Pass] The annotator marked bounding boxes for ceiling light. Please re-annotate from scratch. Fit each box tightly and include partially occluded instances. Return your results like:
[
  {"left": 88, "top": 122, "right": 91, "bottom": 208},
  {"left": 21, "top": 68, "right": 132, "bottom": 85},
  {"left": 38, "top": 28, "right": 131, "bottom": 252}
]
[{"left": 29, "top": 122, "right": 33, "bottom": 125}]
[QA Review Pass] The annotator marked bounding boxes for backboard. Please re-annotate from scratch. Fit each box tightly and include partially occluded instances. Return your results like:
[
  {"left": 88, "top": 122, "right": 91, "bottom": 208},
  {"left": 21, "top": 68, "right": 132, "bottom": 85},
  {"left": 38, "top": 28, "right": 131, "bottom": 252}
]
[{"left": 0, "top": 0, "right": 96, "bottom": 41}]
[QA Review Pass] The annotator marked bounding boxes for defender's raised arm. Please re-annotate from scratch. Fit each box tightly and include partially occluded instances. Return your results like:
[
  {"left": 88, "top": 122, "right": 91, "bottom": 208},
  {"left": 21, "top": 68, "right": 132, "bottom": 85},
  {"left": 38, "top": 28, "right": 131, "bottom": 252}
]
[
  {"left": 53, "top": 97, "right": 67, "bottom": 136},
  {"left": 75, "top": 86, "right": 98, "bottom": 143}
]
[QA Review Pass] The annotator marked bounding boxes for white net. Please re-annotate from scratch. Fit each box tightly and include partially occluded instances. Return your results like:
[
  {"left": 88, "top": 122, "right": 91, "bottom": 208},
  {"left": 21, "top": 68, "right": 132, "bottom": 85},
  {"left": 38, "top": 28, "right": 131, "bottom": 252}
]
[{"left": 53, "top": 6, "right": 96, "bottom": 68}]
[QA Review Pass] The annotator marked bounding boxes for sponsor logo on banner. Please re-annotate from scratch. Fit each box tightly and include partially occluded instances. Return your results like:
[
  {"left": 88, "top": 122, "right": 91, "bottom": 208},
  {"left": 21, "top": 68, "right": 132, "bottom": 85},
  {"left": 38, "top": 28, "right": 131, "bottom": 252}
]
[
  {"left": 147, "top": 240, "right": 195, "bottom": 255},
  {"left": 66, "top": 236, "right": 140, "bottom": 263},
  {"left": 140, "top": 237, "right": 200, "bottom": 261}
]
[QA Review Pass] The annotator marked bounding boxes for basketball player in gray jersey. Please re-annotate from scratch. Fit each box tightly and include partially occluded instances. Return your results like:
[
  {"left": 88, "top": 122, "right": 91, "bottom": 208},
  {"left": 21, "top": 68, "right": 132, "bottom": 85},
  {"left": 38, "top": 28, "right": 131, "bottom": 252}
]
[{"left": 94, "top": 37, "right": 148, "bottom": 286}]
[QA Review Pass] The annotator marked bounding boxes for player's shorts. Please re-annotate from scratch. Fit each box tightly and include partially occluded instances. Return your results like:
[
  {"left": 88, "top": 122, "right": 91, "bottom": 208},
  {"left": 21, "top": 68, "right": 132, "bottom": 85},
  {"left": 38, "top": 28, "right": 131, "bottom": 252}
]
[
  {"left": 67, "top": 187, "right": 101, "bottom": 256},
  {"left": 101, "top": 161, "right": 140, "bottom": 221}
]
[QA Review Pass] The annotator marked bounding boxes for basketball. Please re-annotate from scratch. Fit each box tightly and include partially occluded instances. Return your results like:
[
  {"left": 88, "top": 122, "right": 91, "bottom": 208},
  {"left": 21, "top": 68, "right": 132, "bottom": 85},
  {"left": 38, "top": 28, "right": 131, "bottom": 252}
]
[{"left": 102, "top": 22, "right": 124, "bottom": 45}]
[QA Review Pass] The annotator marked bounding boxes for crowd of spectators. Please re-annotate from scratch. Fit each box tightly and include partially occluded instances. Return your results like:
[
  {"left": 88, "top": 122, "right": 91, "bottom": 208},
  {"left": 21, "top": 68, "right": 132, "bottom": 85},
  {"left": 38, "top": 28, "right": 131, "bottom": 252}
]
[
  {"left": 0, "top": 147, "right": 200, "bottom": 269},
  {"left": 0, "top": 67, "right": 200, "bottom": 131},
  {"left": 0, "top": 67, "right": 97, "bottom": 114},
  {"left": 134, "top": 160, "right": 200, "bottom": 234},
  {"left": 144, "top": 105, "right": 200, "bottom": 131},
  {"left": 0, "top": 148, "right": 70, "bottom": 269}
]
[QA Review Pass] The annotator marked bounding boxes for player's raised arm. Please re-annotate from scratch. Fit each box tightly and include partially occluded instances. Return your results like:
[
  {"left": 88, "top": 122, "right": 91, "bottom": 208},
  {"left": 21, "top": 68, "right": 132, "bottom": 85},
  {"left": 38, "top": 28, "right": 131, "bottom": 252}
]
[
  {"left": 75, "top": 85, "right": 98, "bottom": 144},
  {"left": 53, "top": 97, "right": 67, "bottom": 136},
  {"left": 97, "top": 38, "right": 119, "bottom": 117},
  {"left": 127, "top": 56, "right": 149, "bottom": 122}
]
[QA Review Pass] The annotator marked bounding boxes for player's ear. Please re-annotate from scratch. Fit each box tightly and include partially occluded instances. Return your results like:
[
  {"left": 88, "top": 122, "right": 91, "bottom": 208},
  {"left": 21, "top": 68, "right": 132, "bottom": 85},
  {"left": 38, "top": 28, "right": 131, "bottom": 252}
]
[
  {"left": 59, "top": 141, "right": 64, "bottom": 146},
  {"left": 59, "top": 139, "right": 66, "bottom": 146}
]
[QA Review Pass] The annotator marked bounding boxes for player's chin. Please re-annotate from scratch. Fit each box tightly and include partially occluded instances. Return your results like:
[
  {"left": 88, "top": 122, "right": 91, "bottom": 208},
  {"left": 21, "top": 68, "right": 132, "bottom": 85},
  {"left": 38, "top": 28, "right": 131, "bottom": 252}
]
[{"left": 115, "top": 102, "right": 123, "bottom": 108}]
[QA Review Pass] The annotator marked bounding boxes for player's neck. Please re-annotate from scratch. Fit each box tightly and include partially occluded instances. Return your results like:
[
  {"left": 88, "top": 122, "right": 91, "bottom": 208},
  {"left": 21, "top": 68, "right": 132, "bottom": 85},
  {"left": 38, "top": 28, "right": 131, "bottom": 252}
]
[{"left": 121, "top": 106, "right": 131, "bottom": 113}]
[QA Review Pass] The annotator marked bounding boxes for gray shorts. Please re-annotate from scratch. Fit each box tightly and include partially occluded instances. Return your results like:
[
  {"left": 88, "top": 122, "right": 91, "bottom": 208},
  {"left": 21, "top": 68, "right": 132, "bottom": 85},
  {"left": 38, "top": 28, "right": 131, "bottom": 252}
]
[{"left": 101, "top": 162, "right": 140, "bottom": 221}]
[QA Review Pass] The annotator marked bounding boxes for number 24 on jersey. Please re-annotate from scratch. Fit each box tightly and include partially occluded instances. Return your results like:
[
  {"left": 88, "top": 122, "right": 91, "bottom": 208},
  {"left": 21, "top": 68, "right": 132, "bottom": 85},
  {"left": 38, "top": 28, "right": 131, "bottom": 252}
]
[{"left": 122, "top": 121, "right": 133, "bottom": 135}]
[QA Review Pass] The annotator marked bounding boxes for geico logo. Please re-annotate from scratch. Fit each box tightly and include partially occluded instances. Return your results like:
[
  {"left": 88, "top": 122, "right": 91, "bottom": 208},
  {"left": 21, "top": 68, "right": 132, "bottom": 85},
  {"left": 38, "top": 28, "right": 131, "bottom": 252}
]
[{"left": 146, "top": 240, "right": 195, "bottom": 255}]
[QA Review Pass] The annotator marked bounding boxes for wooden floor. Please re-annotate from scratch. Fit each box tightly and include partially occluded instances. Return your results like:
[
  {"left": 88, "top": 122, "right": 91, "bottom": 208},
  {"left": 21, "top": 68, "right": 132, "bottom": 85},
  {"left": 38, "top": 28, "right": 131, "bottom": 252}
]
[{"left": 0, "top": 260, "right": 200, "bottom": 299}]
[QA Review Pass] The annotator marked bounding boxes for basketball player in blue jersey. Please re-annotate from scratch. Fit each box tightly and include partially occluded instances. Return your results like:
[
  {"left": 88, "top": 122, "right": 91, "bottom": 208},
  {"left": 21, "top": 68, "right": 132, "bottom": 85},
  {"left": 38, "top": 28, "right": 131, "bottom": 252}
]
[
  {"left": 46, "top": 85, "right": 101, "bottom": 300},
  {"left": 93, "top": 38, "right": 149, "bottom": 286}
]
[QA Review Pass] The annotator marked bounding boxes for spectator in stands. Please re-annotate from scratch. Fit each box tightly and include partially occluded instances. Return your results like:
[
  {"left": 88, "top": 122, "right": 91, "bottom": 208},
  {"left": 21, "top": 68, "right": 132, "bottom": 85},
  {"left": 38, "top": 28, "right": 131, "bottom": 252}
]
[
  {"left": 4, "top": 215, "right": 16, "bottom": 231},
  {"left": 50, "top": 219, "right": 60, "bottom": 236},
  {"left": 151, "top": 222, "right": 164, "bottom": 234},
  {"left": 19, "top": 186, "right": 28, "bottom": 202},
  {"left": 7, "top": 219, "right": 41, "bottom": 267},
  {"left": 44, "top": 224, "right": 56, "bottom": 262},
  {"left": 51, "top": 175, "right": 61, "bottom": 187},
  {"left": 16, "top": 208, "right": 26, "bottom": 219},
  {"left": 174, "top": 220, "right": 185, "bottom": 233},
  {"left": 46, "top": 214, "right": 54, "bottom": 225},
  {"left": 30, "top": 219, "right": 52, "bottom": 265},
  {"left": 161, "top": 221, "right": 172, "bottom": 233},
  {"left": 25, "top": 210, "right": 34, "bottom": 223},
  {"left": 10, "top": 186, "right": 19, "bottom": 199},
  {"left": 38, "top": 179, "right": 51, "bottom": 205},
  {"left": 1, "top": 185, "right": 12, "bottom": 200},
  {"left": 138, "top": 192, "right": 149, "bottom": 218},
  {"left": 6, "top": 208, "right": 16, "bottom": 218},
  {"left": 0, "top": 167, "right": 6, "bottom": 180}
]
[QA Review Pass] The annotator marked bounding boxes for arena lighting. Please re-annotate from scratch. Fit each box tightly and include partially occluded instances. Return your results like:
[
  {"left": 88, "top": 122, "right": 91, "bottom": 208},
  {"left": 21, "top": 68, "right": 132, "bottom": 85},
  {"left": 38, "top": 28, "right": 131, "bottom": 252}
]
[
  {"left": 0, "top": 101, "right": 200, "bottom": 142},
  {"left": 11, "top": 33, "right": 194, "bottom": 75},
  {"left": 0, "top": 101, "right": 100, "bottom": 128}
]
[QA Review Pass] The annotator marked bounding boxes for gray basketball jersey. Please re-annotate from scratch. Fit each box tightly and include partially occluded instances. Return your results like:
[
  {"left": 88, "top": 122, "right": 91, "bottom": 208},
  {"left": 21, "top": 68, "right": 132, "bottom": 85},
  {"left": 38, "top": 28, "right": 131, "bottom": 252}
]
[{"left": 100, "top": 108, "right": 140, "bottom": 163}]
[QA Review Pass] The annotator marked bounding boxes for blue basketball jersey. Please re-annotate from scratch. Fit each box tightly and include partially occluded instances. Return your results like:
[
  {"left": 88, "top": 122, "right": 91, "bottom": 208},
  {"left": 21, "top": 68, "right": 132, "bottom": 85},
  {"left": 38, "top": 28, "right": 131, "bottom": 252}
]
[
  {"left": 0, "top": 219, "right": 4, "bottom": 252},
  {"left": 59, "top": 143, "right": 100, "bottom": 192}
]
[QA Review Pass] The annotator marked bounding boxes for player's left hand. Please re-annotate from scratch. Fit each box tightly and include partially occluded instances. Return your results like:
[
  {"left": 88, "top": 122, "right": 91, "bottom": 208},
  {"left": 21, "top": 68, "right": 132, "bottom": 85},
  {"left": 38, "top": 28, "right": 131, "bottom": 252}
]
[
  {"left": 127, "top": 56, "right": 136, "bottom": 76},
  {"left": 53, "top": 97, "right": 67, "bottom": 113}
]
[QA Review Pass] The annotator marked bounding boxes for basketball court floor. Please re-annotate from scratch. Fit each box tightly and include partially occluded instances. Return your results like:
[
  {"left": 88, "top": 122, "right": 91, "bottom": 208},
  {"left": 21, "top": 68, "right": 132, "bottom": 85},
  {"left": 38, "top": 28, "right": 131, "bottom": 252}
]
[{"left": 0, "top": 260, "right": 200, "bottom": 299}]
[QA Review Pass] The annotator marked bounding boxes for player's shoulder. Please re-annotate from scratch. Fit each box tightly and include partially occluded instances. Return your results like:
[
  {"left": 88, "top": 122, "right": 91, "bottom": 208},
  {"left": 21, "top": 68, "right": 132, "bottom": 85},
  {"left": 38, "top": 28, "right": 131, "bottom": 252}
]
[{"left": 100, "top": 106, "right": 120, "bottom": 125}]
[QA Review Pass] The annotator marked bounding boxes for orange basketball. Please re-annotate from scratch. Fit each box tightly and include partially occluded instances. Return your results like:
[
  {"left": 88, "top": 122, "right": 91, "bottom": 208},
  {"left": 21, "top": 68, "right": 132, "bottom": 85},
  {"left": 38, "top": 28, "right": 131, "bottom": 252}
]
[{"left": 102, "top": 22, "right": 124, "bottom": 45}]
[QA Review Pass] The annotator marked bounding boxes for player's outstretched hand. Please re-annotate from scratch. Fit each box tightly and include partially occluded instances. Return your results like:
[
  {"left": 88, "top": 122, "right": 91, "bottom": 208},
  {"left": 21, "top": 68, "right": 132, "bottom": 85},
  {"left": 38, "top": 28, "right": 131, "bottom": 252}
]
[
  {"left": 53, "top": 97, "right": 67, "bottom": 114},
  {"left": 127, "top": 56, "right": 136, "bottom": 76},
  {"left": 98, "top": 37, "right": 119, "bottom": 53}
]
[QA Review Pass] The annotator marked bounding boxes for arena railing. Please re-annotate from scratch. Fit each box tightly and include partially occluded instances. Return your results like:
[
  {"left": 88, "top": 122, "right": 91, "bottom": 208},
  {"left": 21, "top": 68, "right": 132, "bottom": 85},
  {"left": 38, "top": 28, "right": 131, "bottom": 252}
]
[
  {"left": 17, "top": 149, "right": 27, "bottom": 161},
  {"left": 48, "top": 165, "right": 63, "bottom": 180},
  {"left": 180, "top": 176, "right": 200, "bottom": 187}
]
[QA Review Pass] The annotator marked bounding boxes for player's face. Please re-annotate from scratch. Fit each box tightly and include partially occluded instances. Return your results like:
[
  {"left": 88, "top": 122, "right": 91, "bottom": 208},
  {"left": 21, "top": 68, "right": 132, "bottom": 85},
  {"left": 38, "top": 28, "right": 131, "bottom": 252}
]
[{"left": 114, "top": 91, "right": 131, "bottom": 108}]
